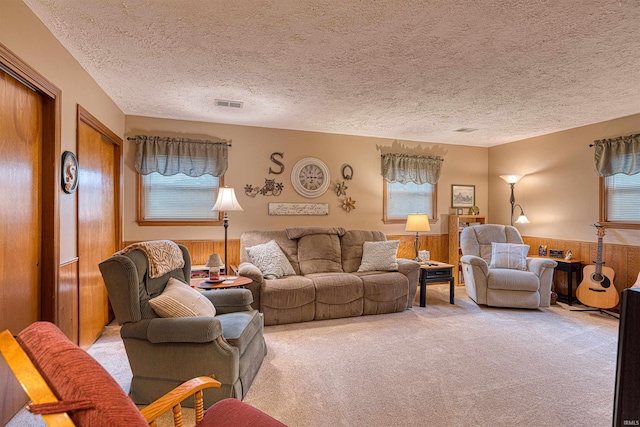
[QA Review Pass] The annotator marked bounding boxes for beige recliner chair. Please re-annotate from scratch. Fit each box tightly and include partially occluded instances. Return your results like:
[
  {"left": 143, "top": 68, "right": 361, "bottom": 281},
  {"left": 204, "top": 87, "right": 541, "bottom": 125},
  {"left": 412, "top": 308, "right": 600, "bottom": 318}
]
[{"left": 460, "top": 224, "right": 557, "bottom": 309}]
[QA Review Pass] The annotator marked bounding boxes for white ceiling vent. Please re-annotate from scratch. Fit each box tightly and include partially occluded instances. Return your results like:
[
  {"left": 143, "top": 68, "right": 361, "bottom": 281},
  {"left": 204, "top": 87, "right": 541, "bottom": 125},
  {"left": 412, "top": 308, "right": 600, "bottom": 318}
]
[
  {"left": 453, "top": 128, "right": 479, "bottom": 133},
  {"left": 215, "top": 99, "right": 244, "bottom": 108}
]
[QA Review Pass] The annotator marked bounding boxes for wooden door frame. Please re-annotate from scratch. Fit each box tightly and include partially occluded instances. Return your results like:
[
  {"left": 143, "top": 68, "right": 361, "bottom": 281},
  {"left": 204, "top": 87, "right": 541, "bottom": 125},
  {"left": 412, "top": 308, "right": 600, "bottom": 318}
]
[
  {"left": 0, "top": 43, "right": 61, "bottom": 325},
  {"left": 77, "top": 105, "right": 123, "bottom": 251}
]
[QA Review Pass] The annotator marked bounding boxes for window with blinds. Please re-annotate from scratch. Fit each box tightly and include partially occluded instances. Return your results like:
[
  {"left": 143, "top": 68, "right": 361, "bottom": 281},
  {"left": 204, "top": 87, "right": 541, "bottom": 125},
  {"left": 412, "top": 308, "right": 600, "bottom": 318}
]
[
  {"left": 603, "top": 173, "right": 640, "bottom": 223},
  {"left": 139, "top": 172, "right": 222, "bottom": 224},
  {"left": 383, "top": 181, "right": 436, "bottom": 223}
]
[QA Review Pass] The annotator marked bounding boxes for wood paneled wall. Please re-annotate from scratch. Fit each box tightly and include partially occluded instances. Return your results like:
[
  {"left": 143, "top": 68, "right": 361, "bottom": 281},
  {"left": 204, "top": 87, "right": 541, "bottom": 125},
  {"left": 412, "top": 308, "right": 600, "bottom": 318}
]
[
  {"left": 124, "top": 234, "right": 639, "bottom": 299},
  {"left": 58, "top": 258, "right": 79, "bottom": 343},
  {"left": 523, "top": 236, "right": 640, "bottom": 295}
]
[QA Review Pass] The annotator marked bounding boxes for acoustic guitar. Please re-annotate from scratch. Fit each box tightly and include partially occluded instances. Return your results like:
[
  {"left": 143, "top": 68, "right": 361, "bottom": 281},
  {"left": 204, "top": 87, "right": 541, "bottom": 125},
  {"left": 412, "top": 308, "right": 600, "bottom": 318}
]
[{"left": 576, "top": 224, "right": 620, "bottom": 309}]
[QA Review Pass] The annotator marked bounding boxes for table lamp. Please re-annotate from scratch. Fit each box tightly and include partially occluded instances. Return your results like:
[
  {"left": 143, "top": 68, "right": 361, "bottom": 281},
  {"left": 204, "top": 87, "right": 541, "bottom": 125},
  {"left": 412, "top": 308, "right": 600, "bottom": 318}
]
[{"left": 405, "top": 213, "right": 430, "bottom": 261}]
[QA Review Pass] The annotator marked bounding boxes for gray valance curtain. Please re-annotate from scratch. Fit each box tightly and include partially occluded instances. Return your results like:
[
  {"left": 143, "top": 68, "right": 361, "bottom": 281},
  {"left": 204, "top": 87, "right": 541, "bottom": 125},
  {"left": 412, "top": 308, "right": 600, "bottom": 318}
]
[
  {"left": 594, "top": 134, "right": 640, "bottom": 177},
  {"left": 381, "top": 153, "right": 443, "bottom": 185},
  {"left": 134, "top": 135, "right": 228, "bottom": 177}
]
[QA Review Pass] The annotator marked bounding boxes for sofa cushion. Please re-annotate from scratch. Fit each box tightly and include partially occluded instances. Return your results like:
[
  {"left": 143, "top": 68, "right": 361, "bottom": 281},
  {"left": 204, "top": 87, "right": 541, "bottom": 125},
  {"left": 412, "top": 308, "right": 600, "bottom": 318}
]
[
  {"left": 17, "top": 322, "right": 148, "bottom": 427},
  {"left": 217, "top": 310, "right": 262, "bottom": 357},
  {"left": 148, "top": 277, "right": 216, "bottom": 318},
  {"left": 246, "top": 240, "right": 296, "bottom": 279},
  {"left": 261, "top": 275, "right": 316, "bottom": 309},
  {"left": 489, "top": 243, "right": 529, "bottom": 271},
  {"left": 357, "top": 240, "right": 399, "bottom": 272},
  {"left": 306, "top": 273, "right": 364, "bottom": 320},
  {"left": 297, "top": 234, "right": 343, "bottom": 275},
  {"left": 356, "top": 272, "right": 409, "bottom": 315},
  {"left": 340, "top": 230, "right": 387, "bottom": 273}
]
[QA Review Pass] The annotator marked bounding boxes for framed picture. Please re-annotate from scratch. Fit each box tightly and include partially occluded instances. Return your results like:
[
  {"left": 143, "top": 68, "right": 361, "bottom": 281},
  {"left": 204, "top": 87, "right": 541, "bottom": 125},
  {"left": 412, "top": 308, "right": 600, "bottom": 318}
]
[
  {"left": 451, "top": 184, "right": 475, "bottom": 208},
  {"left": 538, "top": 245, "right": 548, "bottom": 256}
]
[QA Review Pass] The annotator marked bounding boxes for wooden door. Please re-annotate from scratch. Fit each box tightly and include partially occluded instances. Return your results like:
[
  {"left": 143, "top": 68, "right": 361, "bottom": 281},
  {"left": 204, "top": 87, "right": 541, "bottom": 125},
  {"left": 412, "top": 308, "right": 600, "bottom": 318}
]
[
  {"left": 0, "top": 68, "right": 42, "bottom": 424},
  {"left": 0, "top": 69, "right": 42, "bottom": 333},
  {"left": 77, "top": 113, "right": 119, "bottom": 348}
]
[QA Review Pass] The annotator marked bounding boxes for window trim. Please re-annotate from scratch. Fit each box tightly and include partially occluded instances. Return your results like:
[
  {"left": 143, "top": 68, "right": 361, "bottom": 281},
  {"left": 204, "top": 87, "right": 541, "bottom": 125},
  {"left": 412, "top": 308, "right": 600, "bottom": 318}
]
[
  {"left": 598, "top": 176, "right": 640, "bottom": 230},
  {"left": 382, "top": 179, "right": 438, "bottom": 224},
  {"left": 136, "top": 173, "right": 224, "bottom": 226}
]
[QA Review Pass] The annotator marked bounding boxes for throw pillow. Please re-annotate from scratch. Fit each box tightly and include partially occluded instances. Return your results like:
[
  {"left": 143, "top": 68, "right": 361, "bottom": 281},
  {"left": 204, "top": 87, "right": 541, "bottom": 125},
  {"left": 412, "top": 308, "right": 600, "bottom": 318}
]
[
  {"left": 488, "top": 242, "right": 530, "bottom": 270},
  {"left": 148, "top": 277, "right": 216, "bottom": 317},
  {"left": 357, "top": 240, "right": 400, "bottom": 272},
  {"left": 246, "top": 240, "right": 296, "bottom": 279}
]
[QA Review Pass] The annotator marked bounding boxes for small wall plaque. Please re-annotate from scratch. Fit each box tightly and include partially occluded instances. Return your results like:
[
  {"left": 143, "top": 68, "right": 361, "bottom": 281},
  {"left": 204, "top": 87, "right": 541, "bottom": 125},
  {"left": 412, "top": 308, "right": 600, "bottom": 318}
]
[{"left": 268, "top": 202, "right": 329, "bottom": 216}]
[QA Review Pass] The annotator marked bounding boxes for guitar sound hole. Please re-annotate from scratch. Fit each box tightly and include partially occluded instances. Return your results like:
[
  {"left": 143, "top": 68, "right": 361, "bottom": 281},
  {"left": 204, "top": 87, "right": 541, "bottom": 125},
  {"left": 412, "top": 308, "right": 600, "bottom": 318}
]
[{"left": 590, "top": 273, "right": 611, "bottom": 288}]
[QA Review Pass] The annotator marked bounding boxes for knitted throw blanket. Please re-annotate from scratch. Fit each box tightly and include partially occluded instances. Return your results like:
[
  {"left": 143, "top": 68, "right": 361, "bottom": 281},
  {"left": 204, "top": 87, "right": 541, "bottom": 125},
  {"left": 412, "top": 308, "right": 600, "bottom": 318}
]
[{"left": 115, "top": 240, "right": 185, "bottom": 278}]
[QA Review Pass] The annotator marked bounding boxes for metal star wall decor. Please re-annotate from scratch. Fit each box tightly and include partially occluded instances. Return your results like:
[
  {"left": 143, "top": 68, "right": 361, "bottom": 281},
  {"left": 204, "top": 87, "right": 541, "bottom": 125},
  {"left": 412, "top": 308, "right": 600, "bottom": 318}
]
[
  {"left": 342, "top": 197, "right": 356, "bottom": 213},
  {"left": 335, "top": 181, "right": 348, "bottom": 196}
]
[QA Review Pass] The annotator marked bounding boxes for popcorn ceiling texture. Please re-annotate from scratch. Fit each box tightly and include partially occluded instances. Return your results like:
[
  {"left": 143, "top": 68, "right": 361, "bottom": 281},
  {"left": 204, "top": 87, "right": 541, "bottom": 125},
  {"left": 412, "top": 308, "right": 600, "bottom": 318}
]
[{"left": 22, "top": 0, "right": 640, "bottom": 146}]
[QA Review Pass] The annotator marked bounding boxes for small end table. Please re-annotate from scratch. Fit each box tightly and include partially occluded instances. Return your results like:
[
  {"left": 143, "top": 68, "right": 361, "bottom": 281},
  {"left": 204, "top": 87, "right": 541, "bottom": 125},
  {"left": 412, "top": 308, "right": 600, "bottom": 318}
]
[{"left": 419, "top": 262, "right": 455, "bottom": 307}]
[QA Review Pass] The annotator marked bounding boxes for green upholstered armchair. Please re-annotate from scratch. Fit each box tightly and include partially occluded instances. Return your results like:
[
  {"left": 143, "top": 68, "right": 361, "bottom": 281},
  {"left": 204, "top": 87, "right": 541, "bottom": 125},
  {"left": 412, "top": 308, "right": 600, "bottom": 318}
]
[{"left": 98, "top": 244, "right": 266, "bottom": 408}]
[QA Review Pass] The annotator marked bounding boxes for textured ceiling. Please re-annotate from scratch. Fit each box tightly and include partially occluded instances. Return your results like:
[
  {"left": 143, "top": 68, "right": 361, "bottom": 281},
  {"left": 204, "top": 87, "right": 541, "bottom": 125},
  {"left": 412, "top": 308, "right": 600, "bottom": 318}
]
[{"left": 22, "top": 0, "right": 640, "bottom": 147}]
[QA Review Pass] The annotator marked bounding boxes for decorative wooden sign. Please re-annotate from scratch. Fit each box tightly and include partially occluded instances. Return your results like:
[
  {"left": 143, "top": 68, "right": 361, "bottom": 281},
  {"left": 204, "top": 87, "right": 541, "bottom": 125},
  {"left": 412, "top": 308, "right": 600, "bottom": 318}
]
[{"left": 268, "top": 203, "right": 329, "bottom": 216}]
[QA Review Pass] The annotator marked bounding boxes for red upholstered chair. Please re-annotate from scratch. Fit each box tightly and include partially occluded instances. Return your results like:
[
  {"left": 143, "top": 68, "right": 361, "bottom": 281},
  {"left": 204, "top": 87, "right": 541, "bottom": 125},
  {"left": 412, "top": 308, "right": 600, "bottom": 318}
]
[{"left": 0, "top": 322, "right": 285, "bottom": 427}]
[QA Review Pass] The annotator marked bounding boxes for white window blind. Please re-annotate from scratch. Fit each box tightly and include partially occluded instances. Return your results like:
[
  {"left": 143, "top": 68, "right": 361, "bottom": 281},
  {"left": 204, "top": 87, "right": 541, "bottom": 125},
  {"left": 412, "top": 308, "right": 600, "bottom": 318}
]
[
  {"left": 386, "top": 181, "right": 435, "bottom": 220},
  {"left": 605, "top": 173, "right": 640, "bottom": 222},
  {"left": 142, "top": 172, "right": 220, "bottom": 221}
]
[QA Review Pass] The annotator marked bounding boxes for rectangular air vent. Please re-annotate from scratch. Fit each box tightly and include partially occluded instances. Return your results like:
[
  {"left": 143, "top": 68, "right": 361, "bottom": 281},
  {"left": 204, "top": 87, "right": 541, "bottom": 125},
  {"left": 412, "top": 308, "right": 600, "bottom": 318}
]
[
  {"left": 215, "top": 99, "right": 243, "bottom": 108},
  {"left": 454, "top": 128, "right": 479, "bottom": 133}
]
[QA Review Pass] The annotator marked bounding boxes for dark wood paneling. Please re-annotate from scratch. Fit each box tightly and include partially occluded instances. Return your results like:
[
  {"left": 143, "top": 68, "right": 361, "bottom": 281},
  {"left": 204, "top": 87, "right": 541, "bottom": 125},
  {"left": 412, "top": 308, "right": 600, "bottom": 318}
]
[{"left": 58, "top": 258, "right": 79, "bottom": 343}]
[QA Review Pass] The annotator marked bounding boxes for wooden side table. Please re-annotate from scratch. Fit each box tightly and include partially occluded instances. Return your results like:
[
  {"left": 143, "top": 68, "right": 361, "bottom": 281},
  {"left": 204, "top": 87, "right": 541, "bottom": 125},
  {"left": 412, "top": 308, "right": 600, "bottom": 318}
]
[
  {"left": 419, "top": 262, "right": 455, "bottom": 307},
  {"left": 551, "top": 258, "right": 583, "bottom": 306},
  {"left": 195, "top": 276, "right": 252, "bottom": 290}
]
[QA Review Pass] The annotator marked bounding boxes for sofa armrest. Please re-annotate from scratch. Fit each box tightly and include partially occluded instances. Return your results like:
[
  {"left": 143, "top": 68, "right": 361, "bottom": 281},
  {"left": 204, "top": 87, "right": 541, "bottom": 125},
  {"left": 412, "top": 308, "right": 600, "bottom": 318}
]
[
  {"left": 238, "top": 262, "right": 264, "bottom": 284},
  {"left": 121, "top": 317, "right": 223, "bottom": 344},
  {"left": 527, "top": 257, "right": 558, "bottom": 277},
  {"left": 202, "top": 288, "right": 253, "bottom": 314},
  {"left": 460, "top": 255, "right": 489, "bottom": 276},
  {"left": 396, "top": 258, "right": 420, "bottom": 275}
]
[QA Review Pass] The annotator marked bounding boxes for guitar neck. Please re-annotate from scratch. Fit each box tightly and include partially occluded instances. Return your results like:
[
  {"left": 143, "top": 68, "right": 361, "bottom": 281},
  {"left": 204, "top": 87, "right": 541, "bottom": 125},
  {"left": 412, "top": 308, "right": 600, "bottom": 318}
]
[{"left": 595, "top": 235, "right": 603, "bottom": 275}]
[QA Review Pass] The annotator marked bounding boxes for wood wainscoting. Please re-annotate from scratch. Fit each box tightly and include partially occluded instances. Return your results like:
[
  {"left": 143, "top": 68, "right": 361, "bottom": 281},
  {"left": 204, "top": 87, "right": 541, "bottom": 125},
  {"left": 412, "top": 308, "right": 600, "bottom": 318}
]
[
  {"left": 58, "top": 258, "right": 79, "bottom": 343},
  {"left": 125, "top": 234, "right": 450, "bottom": 271},
  {"left": 523, "top": 236, "right": 640, "bottom": 299}
]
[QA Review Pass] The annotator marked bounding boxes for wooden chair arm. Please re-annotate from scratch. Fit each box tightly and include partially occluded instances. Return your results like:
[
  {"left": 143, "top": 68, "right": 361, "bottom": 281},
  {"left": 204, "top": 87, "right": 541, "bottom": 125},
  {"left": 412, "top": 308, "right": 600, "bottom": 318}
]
[
  {"left": 140, "top": 376, "right": 221, "bottom": 427},
  {"left": 0, "top": 330, "right": 75, "bottom": 427}
]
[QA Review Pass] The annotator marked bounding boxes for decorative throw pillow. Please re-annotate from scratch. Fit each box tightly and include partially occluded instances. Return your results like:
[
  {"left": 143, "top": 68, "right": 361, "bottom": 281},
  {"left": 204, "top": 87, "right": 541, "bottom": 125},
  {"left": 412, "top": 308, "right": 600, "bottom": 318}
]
[
  {"left": 149, "top": 277, "right": 216, "bottom": 317},
  {"left": 488, "top": 243, "right": 530, "bottom": 270},
  {"left": 357, "top": 240, "right": 400, "bottom": 272},
  {"left": 246, "top": 240, "right": 296, "bottom": 279}
]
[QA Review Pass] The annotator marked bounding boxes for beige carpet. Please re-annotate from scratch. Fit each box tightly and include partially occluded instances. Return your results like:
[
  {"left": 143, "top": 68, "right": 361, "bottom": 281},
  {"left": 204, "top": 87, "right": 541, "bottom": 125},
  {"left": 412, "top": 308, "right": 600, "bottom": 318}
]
[{"left": 8, "top": 285, "right": 619, "bottom": 426}]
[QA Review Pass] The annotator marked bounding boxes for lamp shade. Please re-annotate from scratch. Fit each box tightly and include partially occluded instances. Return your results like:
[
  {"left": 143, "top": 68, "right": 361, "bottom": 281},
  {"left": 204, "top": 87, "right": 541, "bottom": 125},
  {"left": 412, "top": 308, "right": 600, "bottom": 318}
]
[
  {"left": 205, "top": 253, "right": 223, "bottom": 267},
  {"left": 212, "top": 187, "right": 243, "bottom": 212},
  {"left": 500, "top": 174, "right": 524, "bottom": 184},
  {"left": 405, "top": 214, "right": 431, "bottom": 232}
]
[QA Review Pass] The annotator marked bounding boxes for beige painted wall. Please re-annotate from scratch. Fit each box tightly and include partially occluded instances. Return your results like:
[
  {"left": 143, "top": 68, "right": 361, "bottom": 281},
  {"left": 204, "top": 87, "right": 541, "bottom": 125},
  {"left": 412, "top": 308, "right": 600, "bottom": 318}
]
[
  {"left": 1, "top": 0, "right": 125, "bottom": 261},
  {"left": 125, "top": 116, "right": 489, "bottom": 241},
  {"left": 488, "top": 113, "right": 640, "bottom": 246}
]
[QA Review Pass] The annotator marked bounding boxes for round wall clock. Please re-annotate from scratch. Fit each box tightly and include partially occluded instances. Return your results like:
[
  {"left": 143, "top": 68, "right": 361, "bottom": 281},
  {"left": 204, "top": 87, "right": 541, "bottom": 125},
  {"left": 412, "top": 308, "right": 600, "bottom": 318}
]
[
  {"left": 291, "top": 157, "right": 330, "bottom": 198},
  {"left": 61, "top": 151, "right": 79, "bottom": 194}
]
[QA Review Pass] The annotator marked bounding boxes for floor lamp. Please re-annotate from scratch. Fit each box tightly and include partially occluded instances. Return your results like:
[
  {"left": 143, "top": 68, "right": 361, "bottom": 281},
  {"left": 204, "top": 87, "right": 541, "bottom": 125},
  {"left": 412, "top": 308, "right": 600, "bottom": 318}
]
[
  {"left": 212, "top": 186, "right": 243, "bottom": 276},
  {"left": 499, "top": 175, "right": 530, "bottom": 226},
  {"left": 405, "top": 213, "right": 430, "bottom": 261}
]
